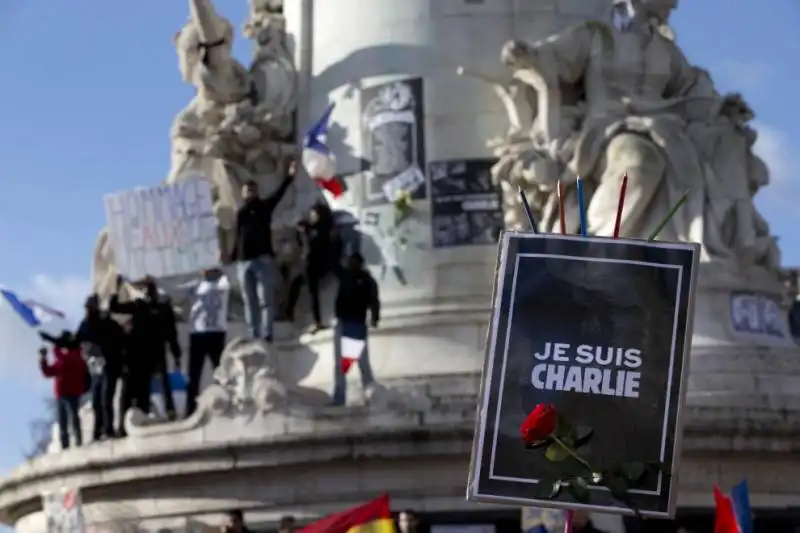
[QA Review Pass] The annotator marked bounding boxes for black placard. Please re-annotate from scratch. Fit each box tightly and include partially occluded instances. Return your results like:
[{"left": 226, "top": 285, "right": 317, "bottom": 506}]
[
  {"left": 429, "top": 159, "right": 504, "bottom": 248},
  {"left": 360, "top": 78, "right": 427, "bottom": 206},
  {"left": 467, "top": 233, "right": 699, "bottom": 518}
]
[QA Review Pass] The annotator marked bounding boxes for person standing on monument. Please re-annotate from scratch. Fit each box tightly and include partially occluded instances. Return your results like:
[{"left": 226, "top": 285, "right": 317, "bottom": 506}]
[
  {"left": 74, "top": 294, "right": 126, "bottom": 440},
  {"left": 286, "top": 200, "right": 340, "bottom": 332},
  {"left": 182, "top": 267, "right": 231, "bottom": 418},
  {"left": 227, "top": 157, "right": 295, "bottom": 342},
  {"left": 37, "top": 333, "right": 88, "bottom": 449},
  {"left": 331, "top": 252, "right": 380, "bottom": 406},
  {"left": 109, "top": 275, "right": 182, "bottom": 419}
]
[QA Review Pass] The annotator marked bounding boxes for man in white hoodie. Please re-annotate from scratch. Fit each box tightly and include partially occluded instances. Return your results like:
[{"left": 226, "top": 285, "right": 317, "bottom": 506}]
[{"left": 183, "top": 268, "right": 231, "bottom": 417}]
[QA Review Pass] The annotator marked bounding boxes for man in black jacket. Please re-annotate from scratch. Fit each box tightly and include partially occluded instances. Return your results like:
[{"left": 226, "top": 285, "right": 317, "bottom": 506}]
[
  {"left": 228, "top": 159, "right": 295, "bottom": 342},
  {"left": 109, "top": 275, "right": 182, "bottom": 419},
  {"left": 285, "top": 200, "right": 342, "bottom": 332},
  {"left": 75, "top": 294, "right": 126, "bottom": 440},
  {"left": 331, "top": 252, "right": 380, "bottom": 406}
]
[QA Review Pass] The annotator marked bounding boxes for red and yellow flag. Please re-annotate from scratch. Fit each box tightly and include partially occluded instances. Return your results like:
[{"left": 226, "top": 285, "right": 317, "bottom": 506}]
[{"left": 296, "top": 494, "right": 394, "bottom": 533}]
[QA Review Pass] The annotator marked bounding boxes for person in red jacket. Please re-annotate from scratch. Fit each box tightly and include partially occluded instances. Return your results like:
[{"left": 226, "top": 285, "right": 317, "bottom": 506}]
[{"left": 38, "top": 331, "right": 87, "bottom": 450}]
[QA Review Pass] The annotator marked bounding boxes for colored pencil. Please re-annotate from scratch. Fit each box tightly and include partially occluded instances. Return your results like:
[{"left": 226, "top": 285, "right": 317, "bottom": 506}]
[
  {"left": 647, "top": 189, "right": 690, "bottom": 241},
  {"left": 576, "top": 176, "right": 587, "bottom": 237},
  {"left": 557, "top": 180, "right": 566, "bottom": 234},
  {"left": 518, "top": 186, "right": 538, "bottom": 233},
  {"left": 613, "top": 172, "right": 628, "bottom": 238}
]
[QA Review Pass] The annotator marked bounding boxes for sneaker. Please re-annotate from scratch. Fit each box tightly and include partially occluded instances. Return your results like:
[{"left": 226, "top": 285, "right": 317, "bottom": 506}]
[{"left": 166, "top": 409, "right": 177, "bottom": 421}]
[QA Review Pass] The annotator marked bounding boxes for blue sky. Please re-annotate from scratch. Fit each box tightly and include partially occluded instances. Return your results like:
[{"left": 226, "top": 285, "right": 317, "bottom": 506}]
[{"left": 0, "top": 1, "right": 797, "bottom": 474}]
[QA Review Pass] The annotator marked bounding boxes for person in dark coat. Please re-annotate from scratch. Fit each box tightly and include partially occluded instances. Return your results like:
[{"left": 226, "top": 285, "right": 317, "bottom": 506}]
[
  {"left": 331, "top": 252, "right": 380, "bottom": 406},
  {"left": 109, "top": 275, "right": 182, "bottom": 419},
  {"left": 228, "top": 159, "right": 295, "bottom": 342},
  {"left": 74, "top": 293, "right": 126, "bottom": 440},
  {"left": 285, "top": 201, "right": 342, "bottom": 332}
]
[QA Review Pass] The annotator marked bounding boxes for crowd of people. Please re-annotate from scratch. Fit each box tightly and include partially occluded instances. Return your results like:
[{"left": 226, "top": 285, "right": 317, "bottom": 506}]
[{"left": 38, "top": 160, "right": 382, "bottom": 450}]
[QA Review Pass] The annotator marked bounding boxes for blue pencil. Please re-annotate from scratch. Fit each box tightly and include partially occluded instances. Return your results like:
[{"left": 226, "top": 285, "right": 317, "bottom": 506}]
[
  {"left": 518, "top": 186, "right": 538, "bottom": 233},
  {"left": 576, "top": 176, "right": 587, "bottom": 237}
]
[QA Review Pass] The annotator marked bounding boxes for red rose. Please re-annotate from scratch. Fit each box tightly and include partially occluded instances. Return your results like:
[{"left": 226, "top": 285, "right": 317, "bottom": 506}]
[{"left": 520, "top": 403, "right": 558, "bottom": 444}]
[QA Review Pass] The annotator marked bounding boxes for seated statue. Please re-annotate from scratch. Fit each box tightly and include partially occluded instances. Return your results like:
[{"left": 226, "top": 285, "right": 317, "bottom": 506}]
[{"left": 483, "top": 0, "right": 780, "bottom": 285}]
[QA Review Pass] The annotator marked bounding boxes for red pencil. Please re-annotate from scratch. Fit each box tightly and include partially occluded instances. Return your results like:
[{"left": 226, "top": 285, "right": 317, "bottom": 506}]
[
  {"left": 613, "top": 172, "right": 628, "bottom": 238},
  {"left": 557, "top": 180, "right": 566, "bottom": 234}
]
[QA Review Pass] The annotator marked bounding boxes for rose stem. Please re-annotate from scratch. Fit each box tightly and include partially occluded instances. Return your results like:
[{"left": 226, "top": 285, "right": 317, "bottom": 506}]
[
  {"left": 557, "top": 180, "right": 566, "bottom": 234},
  {"left": 576, "top": 176, "right": 587, "bottom": 237},
  {"left": 550, "top": 434, "right": 594, "bottom": 472},
  {"left": 518, "top": 186, "right": 539, "bottom": 233},
  {"left": 647, "top": 189, "right": 689, "bottom": 241},
  {"left": 564, "top": 511, "right": 574, "bottom": 533},
  {"left": 612, "top": 171, "right": 627, "bottom": 238}
]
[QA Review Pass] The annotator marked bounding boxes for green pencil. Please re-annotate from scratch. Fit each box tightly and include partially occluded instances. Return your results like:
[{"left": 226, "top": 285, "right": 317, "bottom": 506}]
[{"left": 647, "top": 189, "right": 690, "bottom": 241}]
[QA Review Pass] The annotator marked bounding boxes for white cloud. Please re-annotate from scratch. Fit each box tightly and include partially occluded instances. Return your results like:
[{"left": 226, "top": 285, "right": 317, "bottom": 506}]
[
  {"left": 714, "top": 59, "right": 774, "bottom": 93},
  {"left": 752, "top": 122, "right": 792, "bottom": 185},
  {"left": 0, "top": 274, "right": 91, "bottom": 382}
]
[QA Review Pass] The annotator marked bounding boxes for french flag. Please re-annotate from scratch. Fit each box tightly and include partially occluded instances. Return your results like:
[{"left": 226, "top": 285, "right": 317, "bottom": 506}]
[
  {"left": 302, "top": 102, "right": 344, "bottom": 198},
  {"left": 714, "top": 481, "right": 753, "bottom": 533},
  {"left": 0, "top": 289, "right": 65, "bottom": 328},
  {"left": 340, "top": 322, "right": 367, "bottom": 374}
]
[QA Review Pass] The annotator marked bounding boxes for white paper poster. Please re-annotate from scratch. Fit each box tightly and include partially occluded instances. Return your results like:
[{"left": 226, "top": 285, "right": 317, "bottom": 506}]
[
  {"left": 43, "top": 488, "right": 85, "bottom": 533},
  {"left": 105, "top": 180, "right": 219, "bottom": 280}
]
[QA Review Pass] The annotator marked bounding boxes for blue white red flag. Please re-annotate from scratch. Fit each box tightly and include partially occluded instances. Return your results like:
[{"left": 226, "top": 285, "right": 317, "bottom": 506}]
[
  {"left": 714, "top": 481, "right": 753, "bottom": 533},
  {"left": 340, "top": 321, "right": 366, "bottom": 374},
  {"left": 302, "top": 102, "right": 343, "bottom": 197},
  {"left": 0, "top": 289, "right": 65, "bottom": 328}
]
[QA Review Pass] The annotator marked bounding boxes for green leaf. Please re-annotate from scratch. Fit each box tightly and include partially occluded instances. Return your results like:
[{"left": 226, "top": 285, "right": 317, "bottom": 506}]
[
  {"left": 574, "top": 425, "right": 593, "bottom": 447},
  {"left": 604, "top": 474, "right": 629, "bottom": 499},
  {"left": 545, "top": 443, "right": 570, "bottom": 462},
  {"left": 567, "top": 477, "right": 590, "bottom": 503},
  {"left": 620, "top": 462, "right": 646, "bottom": 482}
]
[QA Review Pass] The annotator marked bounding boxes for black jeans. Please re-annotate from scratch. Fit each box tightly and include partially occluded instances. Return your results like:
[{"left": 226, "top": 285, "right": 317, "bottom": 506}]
[
  {"left": 91, "top": 368, "right": 120, "bottom": 439},
  {"left": 186, "top": 331, "right": 226, "bottom": 417},
  {"left": 121, "top": 368, "right": 152, "bottom": 419},
  {"left": 57, "top": 396, "right": 82, "bottom": 449},
  {"left": 286, "top": 261, "right": 327, "bottom": 324}
]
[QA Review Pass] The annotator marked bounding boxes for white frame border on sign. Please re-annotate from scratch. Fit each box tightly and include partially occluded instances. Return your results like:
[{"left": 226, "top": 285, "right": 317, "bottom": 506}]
[{"left": 466, "top": 232, "right": 701, "bottom": 518}]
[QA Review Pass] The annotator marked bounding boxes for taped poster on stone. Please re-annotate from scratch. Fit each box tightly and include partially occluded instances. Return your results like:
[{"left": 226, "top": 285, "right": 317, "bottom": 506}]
[
  {"left": 43, "top": 488, "right": 85, "bottom": 533},
  {"left": 467, "top": 232, "right": 700, "bottom": 517},
  {"left": 105, "top": 179, "right": 219, "bottom": 280},
  {"left": 360, "top": 77, "right": 427, "bottom": 206}
]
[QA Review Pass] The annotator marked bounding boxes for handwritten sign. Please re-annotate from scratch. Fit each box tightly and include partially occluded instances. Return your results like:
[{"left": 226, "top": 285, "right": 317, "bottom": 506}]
[
  {"left": 105, "top": 179, "right": 219, "bottom": 280},
  {"left": 730, "top": 292, "right": 787, "bottom": 340}
]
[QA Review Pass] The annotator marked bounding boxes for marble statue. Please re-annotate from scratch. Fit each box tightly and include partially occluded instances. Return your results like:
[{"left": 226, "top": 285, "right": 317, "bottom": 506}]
[
  {"left": 92, "top": 0, "right": 317, "bottom": 302},
  {"left": 475, "top": 0, "right": 780, "bottom": 284}
]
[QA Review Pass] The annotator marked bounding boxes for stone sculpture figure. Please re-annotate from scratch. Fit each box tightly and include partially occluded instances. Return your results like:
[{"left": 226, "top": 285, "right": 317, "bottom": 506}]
[
  {"left": 92, "top": 0, "right": 314, "bottom": 302},
  {"left": 482, "top": 0, "right": 780, "bottom": 284}
]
